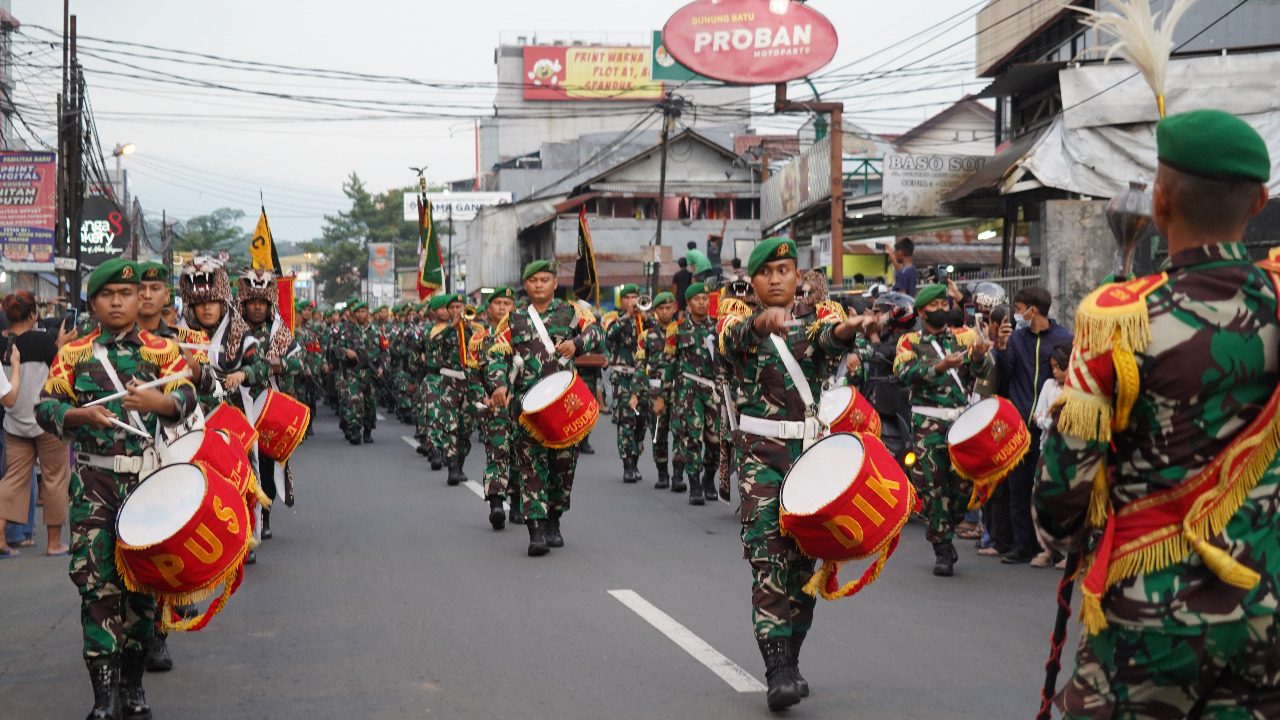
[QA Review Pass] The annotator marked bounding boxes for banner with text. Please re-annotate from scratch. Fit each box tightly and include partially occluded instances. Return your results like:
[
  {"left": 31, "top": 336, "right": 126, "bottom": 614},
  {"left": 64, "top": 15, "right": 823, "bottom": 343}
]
[
  {"left": 882, "top": 154, "right": 989, "bottom": 217},
  {"left": 523, "top": 45, "right": 663, "bottom": 101},
  {"left": 0, "top": 152, "right": 57, "bottom": 270},
  {"left": 403, "top": 192, "right": 513, "bottom": 223}
]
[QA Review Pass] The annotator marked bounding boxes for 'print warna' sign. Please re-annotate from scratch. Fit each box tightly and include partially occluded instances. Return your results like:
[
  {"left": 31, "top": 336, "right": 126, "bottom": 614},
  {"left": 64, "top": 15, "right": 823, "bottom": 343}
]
[{"left": 662, "top": 0, "right": 838, "bottom": 85}]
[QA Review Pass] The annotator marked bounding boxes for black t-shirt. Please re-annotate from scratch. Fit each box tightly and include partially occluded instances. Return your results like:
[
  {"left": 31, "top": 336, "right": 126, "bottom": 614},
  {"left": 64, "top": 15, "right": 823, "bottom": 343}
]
[
  {"left": 672, "top": 269, "right": 694, "bottom": 310},
  {"left": 6, "top": 328, "right": 58, "bottom": 367}
]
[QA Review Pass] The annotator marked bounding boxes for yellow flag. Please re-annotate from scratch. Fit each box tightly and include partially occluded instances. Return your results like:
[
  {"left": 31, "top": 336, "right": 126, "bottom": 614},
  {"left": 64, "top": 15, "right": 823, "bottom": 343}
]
[{"left": 250, "top": 209, "right": 279, "bottom": 271}]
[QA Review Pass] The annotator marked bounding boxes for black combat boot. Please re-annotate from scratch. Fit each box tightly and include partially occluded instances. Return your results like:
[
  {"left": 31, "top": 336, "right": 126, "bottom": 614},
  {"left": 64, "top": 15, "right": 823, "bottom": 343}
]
[
  {"left": 579, "top": 436, "right": 596, "bottom": 455},
  {"left": 85, "top": 655, "right": 121, "bottom": 720},
  {"left": 119, "top": 648, "right": 152, "bottom": 719},
  {"left": 415, "top": 444, "right": 429, "bottom": 456},
  {"left": 261, "top": 509, "right": 272, "bottom": 540},
  {"left": 446, "top": 461, "right": 467, "bottom": 486},
  {"left": 933, "top": 540, "right": 958, "bottom": 577},
  {"left": 757, "top": 638, "right": 802, "bottom": 712},
  {"left": 526, "top": 519, "right": 549, "bottom": 557},
  {"left": 144, "top": 633, "right": 173, "bottom": 672},
  {"left": 488, "top": 496, "right": 506, "bottom": 531},
  {"left": 362, "top": 428, "right": 373, "bottom": 443},
  {"left": 508, "top": 493, "right": 525, "bottom": 525},
  {"left": 622, "top": 460, "right": 639, "bottom": 484},
  {"left": 347, "top": 431, "right": 361, "bottom": 446},
  {"left": 790, "top": 632, "right": 809, "bottom": 698},
  {"left": 688, "top": 467, "right": 706, "bottom": 506},
  {"left": 703, "top": 461, "right": 719, "bottom": 502},
  {"left": 246, "top": 549, "right": 257, "bottom": 565},
  {"left": 429, "top": 447, "right": 444, "bottom": 471},
  {"left": 545, "top": 511, "right": 564, "bottom": 548},
  {"left": 671, "top": 463, "right": 688, "bottom": 493},
  {"left": 654, "top": 464, "right": 670, "bottom": 490}
]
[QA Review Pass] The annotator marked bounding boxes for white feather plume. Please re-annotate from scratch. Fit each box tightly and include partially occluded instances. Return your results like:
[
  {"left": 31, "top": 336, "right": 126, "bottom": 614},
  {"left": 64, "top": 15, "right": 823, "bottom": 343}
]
[{"left": 1072, "top": 0, "right": 1199, "bottom": 116}]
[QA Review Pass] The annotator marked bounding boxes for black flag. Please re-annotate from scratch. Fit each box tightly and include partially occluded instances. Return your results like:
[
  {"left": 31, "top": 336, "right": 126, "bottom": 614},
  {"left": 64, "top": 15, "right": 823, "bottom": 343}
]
[{"left": 573, "top": 205, "right": 599, "bottom": 305}]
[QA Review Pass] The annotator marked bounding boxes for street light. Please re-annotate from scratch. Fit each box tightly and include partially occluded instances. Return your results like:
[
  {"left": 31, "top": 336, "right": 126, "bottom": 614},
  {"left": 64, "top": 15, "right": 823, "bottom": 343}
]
[{"left": 113, "top": 143, "right": 136, "bottom": 257}]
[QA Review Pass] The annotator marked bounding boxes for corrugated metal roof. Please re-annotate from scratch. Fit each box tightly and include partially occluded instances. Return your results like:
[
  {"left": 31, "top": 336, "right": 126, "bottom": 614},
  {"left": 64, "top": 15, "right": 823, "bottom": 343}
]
[{"left": 590, "top": 182, "right": 759, "bottom": 197}]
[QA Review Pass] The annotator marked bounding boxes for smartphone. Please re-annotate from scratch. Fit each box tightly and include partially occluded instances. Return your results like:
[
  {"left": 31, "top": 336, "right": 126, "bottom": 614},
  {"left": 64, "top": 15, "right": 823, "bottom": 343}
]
[
  {"left": 936, "top": 265, "right": 949, "bottom": 283},
  {"left": 62, "top": 307, "right": 78, "bottom": 332},
  {"left": 964, "top": 304, "right": 975, "bottom": 322}
]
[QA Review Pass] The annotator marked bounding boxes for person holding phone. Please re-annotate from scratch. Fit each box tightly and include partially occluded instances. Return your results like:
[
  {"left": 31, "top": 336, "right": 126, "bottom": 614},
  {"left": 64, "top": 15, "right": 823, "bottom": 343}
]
[{"left": 0, "top": 291, "right": 73, "bottom": 558}]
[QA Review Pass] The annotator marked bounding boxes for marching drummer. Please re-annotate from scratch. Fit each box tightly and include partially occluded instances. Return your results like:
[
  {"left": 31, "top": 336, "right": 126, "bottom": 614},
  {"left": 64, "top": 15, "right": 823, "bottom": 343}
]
[
  {"left": 718, "top": 238, "right": 865, "bottom": 711},
  {"left": 487, "top": 260, "right": 602, "bottom": 557},
  {"left": 893, "top": 283, "right": 992, "bottom": 577},
  {"left": 36, "top": 258, "right": 199, "bottom": 720}
]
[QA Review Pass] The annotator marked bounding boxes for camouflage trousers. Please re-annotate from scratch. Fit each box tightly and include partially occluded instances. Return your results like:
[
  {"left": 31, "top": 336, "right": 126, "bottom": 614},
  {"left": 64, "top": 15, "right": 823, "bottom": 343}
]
[
  {"left": 338, "top": 370, "right": 377, "bottom": 433},
  {"left": 482, "top": 409, "right": 519, "bottom": 500},
  {"left": 513, "top": 420, "right": 580, "bottom": 521},
  {"left": 393, "top": 369, "right": 415, "bottom": 418},
  {"left": 1062, "top": 614, "right": 1280, "bottom": 719},
  {"left": 68, "top": 466, "right": 155, "bottom": 659},
  {"left": 416, "top": 373, "right": 440, "bottom": 445},
  {"left": 433, "top": 375, "right": 476, "bottom": 463},
  {"left": 739, "top": 460, "right": 816, "bottom": 641},
  {"left": 610, "top": 374, "right": 647, "bottom": 463},
  {"left": 673, "top": 379, "right": 723, "bottom": 472},
  {"left": 650, "top": 405, "right": 671, "bottom": 469},
  {"left": 909, "top": 415, "right": 972, "bottom": 545}
]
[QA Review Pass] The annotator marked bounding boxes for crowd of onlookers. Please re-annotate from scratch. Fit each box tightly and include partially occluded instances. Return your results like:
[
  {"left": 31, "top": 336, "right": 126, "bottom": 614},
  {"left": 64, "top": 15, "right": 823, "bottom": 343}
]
[{"left": 0, "top": 291, "right": 79, "bottom": 559}]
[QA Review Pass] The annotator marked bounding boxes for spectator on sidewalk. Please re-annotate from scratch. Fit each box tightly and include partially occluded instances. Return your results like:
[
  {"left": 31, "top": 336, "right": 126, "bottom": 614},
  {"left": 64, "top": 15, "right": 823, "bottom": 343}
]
[
  {"left": 672, "top": 258, "right": 693, "bottom": 315},
  {"left": 994, "top": 285, "right": 1074, "bottom": 564},
  {"left": 888, "top": 238, "right": 918, "bottom": 297}
]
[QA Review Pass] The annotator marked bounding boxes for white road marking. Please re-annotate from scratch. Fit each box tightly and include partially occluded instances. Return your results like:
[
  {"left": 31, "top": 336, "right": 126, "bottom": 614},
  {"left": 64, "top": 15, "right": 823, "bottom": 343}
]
[
  {"left": 608, "top": 589, "right": 766, "bottom": 693},
  {"left": 401, "top": 436, "right": 419, "bottom": 449},
  {"left": 377, "top": 413, "right": 386, "bottom": 421},
  {"left": 462, "top": 480, "right": 486, "bottom": 500}
]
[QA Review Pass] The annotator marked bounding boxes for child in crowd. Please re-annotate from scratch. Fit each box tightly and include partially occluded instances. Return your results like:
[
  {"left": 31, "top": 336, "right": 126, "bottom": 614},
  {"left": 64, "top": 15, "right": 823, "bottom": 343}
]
[{"left": 1029, "top": 342, "right": 1072, "bottom": 568}]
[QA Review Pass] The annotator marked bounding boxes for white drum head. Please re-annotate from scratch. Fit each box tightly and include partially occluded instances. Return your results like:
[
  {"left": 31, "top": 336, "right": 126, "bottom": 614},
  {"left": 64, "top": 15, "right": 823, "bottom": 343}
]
[
  {"left": 117, "top": 464, "right": 207, "bottom": 547},
  {"left": 522, "top": 371, "right": 575, "bottom": 413},
  {"left": 947, "top": 398, "right": 1000, "bottom": 445},
  {"left": 162, "top": 430, "right": 206, "bottom": 465},
  {"left": 781, "top": 434, "right": 866, "bottom": 516},
  {"left": 818, "top": 386, "right": 854, "bottom": 427}
]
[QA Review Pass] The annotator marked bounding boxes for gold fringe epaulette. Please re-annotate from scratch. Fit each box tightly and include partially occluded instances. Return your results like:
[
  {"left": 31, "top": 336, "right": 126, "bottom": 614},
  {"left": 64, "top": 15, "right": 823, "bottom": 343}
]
[
  {"left": 1073, "top": 273, "right": 1167, "bottom": 355},
  {"left": 488, "top": 342, "right": 513, "bottom": 356},
  {"left": 601, "top": 310, "right": 619, "bottom": 330},
  {"left": 892, "top": 332, "right": 920, "bottom": 374},
  {"left": 664, "top": 321, "right": 679, "bottom": 355},
  {"left": 572, "top": 303, "right": 597, "bottom": 328},
  {"left": 952, "top": 326, "right": 978, "bottom": 348},
  {"left": 429, "top": 322, "right": 449, "bottom": 339}
]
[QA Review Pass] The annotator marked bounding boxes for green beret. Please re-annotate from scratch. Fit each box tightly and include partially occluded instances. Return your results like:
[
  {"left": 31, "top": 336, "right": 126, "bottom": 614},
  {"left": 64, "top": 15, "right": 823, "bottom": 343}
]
[
  {"left": 165, "top": 284, "right": 176, "bottom": 307},
  {"left": 619, "top": 284, "right": 640, "bottom": 297},
  {"left": 374, "top": 305, "right": 387, "bottom": 313},
  {"left": 139, "top": 262, "right": 168, "bottom": 282},
  {"left": 1158, "top": 109, "right": 1271, "bottom": 183},
  {"left": 685, "top": 282, "right": 708, "bottom": 301},
  {"left": 427, "top": 293, "right": 451, "bottom": 311},
  {"left": 523, "top": 260, "right": 556, "bottom": 281},
  {"left": 913, "top": 283, "right": 948, "bottom": 309},
  {"left": 652, "top": 291, "right": 675, "bottom": 307},
  {"left": 87, "top": 258, "right": 140, "bottom": 297},
  {"left": 350, "top": 301, "right": 369, "bottom": 312},
  {"left": 748, "top": 237, "right": 797, "bottom": 276},
  {"left": 485, "top": 287, "right": 515, "bottom": 306}
]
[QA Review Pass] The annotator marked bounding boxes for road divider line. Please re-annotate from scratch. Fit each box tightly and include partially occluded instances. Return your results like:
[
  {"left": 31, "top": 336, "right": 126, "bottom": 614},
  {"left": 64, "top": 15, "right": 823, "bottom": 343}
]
[
  {"left": 377, "top": 413, "right": 386, "bottom": 421},
  {"left": 608, "top": 589, "right": 765, "bottom": 693},
  {"left": 401, "top": 436, "right": 419, "bottom": 449},
  {"left": 462, "top": 480, "right": 486, "bottom": 500}
]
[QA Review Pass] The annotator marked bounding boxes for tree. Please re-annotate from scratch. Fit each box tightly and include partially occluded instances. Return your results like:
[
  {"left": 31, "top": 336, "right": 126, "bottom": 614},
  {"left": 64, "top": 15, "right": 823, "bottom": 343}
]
[
  {"left": 304, "top": 173, "right": 425, "bottom": 303},
  {"left": 174, "top": 208, "right": 251, "bottom": 266}
]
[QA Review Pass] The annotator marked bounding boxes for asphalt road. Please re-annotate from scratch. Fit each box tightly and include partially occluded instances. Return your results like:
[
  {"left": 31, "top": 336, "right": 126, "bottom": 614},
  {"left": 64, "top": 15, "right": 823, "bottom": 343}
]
[{"left": 1, "top": 405, "right": 1078, "bottom": 719}]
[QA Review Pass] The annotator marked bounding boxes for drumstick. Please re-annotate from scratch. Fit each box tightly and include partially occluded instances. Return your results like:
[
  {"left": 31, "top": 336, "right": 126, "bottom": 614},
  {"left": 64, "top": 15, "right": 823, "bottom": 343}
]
[
  {"left": 179, "top": 343, "right": 213, "bottom": 352},
  {"left": 84, "top": 370, "right": 193, "bottom": 407},
  {"left": 110, "top": 417, "right": 152, "bottom": 439}
]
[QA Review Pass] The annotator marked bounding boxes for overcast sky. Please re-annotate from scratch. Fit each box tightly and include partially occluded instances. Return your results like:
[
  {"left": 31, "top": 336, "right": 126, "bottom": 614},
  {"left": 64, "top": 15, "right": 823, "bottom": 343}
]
[{"left": 11, "top": 0, "right": 985, "bottom": 241}]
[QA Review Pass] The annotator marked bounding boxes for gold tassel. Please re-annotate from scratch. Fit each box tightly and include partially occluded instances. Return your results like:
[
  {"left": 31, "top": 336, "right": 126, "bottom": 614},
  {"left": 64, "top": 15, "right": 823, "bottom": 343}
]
[
  {"left": 488, "top": 343, "right": 513, "bottom": 356},
  {"left": 1079, "top": 590, "right": 1109, "bottom": 635},
  {"left": 1112, "top": 332, "right": 1141, "bottom": 431},
  {"left": 891, "top": 351, "right": 917, "bottom": 375},
  {"left": 1057, "top": 392, "right": 1114, "bottom": 443},
  {"left": 1187, "top": 534, "right": 1261, "bottom": 589},
  {"left": 1087, "top": 463, "right": 1111, "bottom": 529},
  {"left": 802, "top": 561, "right": 837, "bottom": 598}
]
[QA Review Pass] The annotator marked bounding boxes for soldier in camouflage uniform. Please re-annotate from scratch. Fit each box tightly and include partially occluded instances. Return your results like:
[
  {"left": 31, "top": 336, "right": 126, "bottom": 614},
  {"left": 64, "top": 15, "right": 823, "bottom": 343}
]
[
  {"left": 474, "top": 288, "right": 521, "bottom": 529},
  {"left": 667, "top": 282, "right": 724, "bottom": 504},
  {"left": 719, "top": 238, "right": 866, "bottom": 711},
  {"left": 603, "top": 284, "right": 647, "bottom": 483},
  {"left": 1039, "top": 110, "right": 1280, "bottom": 719},
  {"left": 336, "top": 301, "right": 382, "bottom": 444},
  {"left": 431, "top": 294, "right": 484, "bottom": 486},
  {"left": 37, "top": 259, "right": 199, "bottom": 720},
  {"left": 293, "top": 300, "right": 325, "bottom": 431},
  {"left": 414, "top": 295, "right": 451, "bottom": 468},
  {"left": 639, "top": 291, "right": 677, "bottom": 489},
  {"left": 893, "top": 283, "right": 992, "bottom": 577},
  {"left": 488, "top": 260, "right": 602, "bottom": 557}
]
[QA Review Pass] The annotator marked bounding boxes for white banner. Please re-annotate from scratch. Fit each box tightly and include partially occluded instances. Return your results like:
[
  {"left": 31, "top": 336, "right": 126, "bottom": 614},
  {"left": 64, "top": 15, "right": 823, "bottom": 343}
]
[{"left": 403, "top": 192, "right": 513, "bottom": 223}]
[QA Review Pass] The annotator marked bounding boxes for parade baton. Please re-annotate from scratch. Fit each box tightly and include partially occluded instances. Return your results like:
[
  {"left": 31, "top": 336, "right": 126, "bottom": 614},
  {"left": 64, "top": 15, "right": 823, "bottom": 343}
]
[
  {"left": 84, "top": 370, "right": 193, "bottom": 407},
  {"left": 109, "top": 417, "right": 152, "bottom": 439},
  {"left": 1037, "top": 550, "right": 1083, "bottom": 720},
  {"left": 178, "top": 343, "right": 214, "bottom": 352}
]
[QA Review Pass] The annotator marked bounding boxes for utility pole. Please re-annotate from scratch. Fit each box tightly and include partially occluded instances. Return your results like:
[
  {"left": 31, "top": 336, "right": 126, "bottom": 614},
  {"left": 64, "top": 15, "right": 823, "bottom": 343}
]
[
  {"left": 66, "top": 15, "right": 84, "bottom": 304},
  {"left": 651, "top": 92, "right": 684, "bottom": 296},
  {"left": 162, "top": 209, "right": 173, "bottom": 273},
  {"left": 446, "top": 202, "right": 454, "bottom": 294},
  {"left": 774, "top": 85, "right": 845, "bottom": 288}
]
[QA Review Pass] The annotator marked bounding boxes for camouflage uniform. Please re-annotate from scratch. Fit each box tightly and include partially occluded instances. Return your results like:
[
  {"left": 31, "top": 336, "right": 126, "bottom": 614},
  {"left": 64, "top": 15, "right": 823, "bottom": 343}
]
[
  {"left": 894, "top": 327, "right": 989, "bottom": 547},
  {"left": 475, "top": 319, "right": 517, "bottom": 501},
  {"left": 246, "top": 321, "right": 302, "bottom": 502},
  {"left": 1039, "top": 243, "right": 1280, "bottom": 719},
  {"left": 604, "top": 311, "right": 647, "bottom": 469},
  {"left": 294, "top": 318, "right": 326, "bottom": 418},
  {"left": 719, "top": 304, "right": 858, "bottom": 640},
  {"left": 35, "top": 328, "right": 198, "bottom": 658},
  {"left": 433, "top": 318, "right": 485, "bottom": 468},
  {"left": 487, "top": 299, "right": 601, "bottom": 521},
  {"left": 640, "top": 318, "right": 676, "bottom": 477},
  {"left": 667, "top": 314, "right": 723, "bottom": 493},
  {"left": 337, "top": 320, "right": 381, "bottom": 437}
]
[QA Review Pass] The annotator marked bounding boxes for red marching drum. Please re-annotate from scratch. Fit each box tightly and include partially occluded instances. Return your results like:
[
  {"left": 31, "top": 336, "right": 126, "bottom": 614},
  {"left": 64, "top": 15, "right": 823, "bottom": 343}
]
[
  {"left": 779, "top": 433, "right": 918, "bottom": 600},
  {"left": 252, "top": 389, "right": 311, "bottom": 463},
  {"left": 206, "top": 404, "right": 258, "bottom": 456},
  {"left": 162, "top": 429, "right": 267, "bottom": 508},
  {"left": 946, "top": 397, "right": 1031, "bottom": 509},
  {"left": 818, "top": 386, "right": 882, "bottom": 438},
  {"left": 115, "top": 463, "right": 251, "bottom": 632},
  {"left": 520, "top": 370, "right": 600, "bottom": 448}
]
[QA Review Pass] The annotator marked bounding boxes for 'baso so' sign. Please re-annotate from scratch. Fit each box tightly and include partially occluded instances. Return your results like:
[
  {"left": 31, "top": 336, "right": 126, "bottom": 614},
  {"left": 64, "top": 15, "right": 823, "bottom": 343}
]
[{"left": 662, "top": 0, "right": 838, "bottom": 85}]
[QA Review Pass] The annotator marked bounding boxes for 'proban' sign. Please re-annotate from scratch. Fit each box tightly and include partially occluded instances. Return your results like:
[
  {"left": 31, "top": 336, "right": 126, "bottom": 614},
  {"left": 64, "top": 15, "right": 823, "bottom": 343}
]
[{"left": 662, "top": 0, "right": 838, "bottom": 85}]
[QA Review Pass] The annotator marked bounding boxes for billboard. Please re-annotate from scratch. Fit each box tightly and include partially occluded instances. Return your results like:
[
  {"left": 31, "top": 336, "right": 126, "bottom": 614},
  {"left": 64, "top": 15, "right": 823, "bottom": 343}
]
[
  {"left": 651, "top": 30, "right": 709, "bottom": 82},
  {"left": 367, "top": 242, "right": 394, "bottom": 283},
  {"left": 883, "top": 154, "right": 990, "bottom": 218},
  {"left": 760, "top": 136, "right": 832, "bottom": 228},
  {"left": 79, "top": 194, "right": 132, "bottom": 267},
  {"left": 0, "top": 152, "right": 57, "bottom": 270},
  {"left": 403, "top": 192, "right": 513, "bottom": 223},
  {"left": 663, "top": 0, "right": 839, "bottom": 85},
  {"left": 523, "top": 46, "right": 663, "bottom": 101}
]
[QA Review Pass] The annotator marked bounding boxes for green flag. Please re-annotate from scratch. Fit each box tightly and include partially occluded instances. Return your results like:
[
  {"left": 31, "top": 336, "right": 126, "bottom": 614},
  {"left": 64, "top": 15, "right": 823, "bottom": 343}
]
[{"left": 417, "top": 190, "right": 444, "bottom": 299}]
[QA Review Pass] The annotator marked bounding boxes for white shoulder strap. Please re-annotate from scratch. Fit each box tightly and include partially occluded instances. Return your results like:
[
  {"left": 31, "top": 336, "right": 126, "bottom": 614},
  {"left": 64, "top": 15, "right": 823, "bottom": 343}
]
[{"left": 768, "top": 334, "right": 815, "bottom": 410}]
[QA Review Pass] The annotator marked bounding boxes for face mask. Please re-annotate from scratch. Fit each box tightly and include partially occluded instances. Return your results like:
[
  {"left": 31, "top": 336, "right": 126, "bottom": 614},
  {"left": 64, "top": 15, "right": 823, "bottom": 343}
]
[
  {"left": 924, "top": 309, "right": 950, "bottom": 329},
  {"left": 1016, "top": 312, "right": 1032, "bottom": 330}
]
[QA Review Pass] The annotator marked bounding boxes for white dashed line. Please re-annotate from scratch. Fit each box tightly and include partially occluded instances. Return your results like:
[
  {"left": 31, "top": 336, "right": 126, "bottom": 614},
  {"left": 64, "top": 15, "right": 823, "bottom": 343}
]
[{"left": 608, "top": 589, "right": 766, "bottom": 693}]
